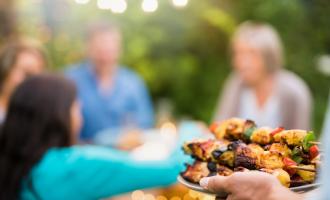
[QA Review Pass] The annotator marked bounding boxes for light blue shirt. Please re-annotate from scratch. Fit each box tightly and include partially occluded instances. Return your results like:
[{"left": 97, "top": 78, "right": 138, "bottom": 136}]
[{"left": 66, "top": 62, "right": 154, "bottom": 141}]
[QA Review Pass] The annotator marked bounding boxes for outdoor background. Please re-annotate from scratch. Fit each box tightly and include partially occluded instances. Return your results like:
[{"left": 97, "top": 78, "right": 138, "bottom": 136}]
[{"left": 1, "top": 0, "right": 330, "bottom": 134}]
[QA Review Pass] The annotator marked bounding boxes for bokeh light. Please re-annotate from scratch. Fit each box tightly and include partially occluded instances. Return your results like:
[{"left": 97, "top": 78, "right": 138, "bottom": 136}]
[
  {"left": 97, "top": 0, "right": 112, "bottom": 9},
  {"left": 172, "top": 0, "right": 189, "bottom": 7},
  {"left": 188, "top": 190, "right": 200, "bottom": 199},
  {"left": 156, "top": 196, "right": 168, "bottom": 200},
  {"left": 183, "top": 193, "right": 192, "bottom": 200},
  {"left": 145, "top": 194, "right": 156, "bottom": 200},
  {"left": 160, "top": 122, "right": 177, "bottom": 136},
  {"left": 75, "top": 0, "right": 90, "bottom": 4},
  {"left": 131, "top": 190, "right": 145, "bottom": 200},
  {"left": 142, "top": 0, "right": 158, "bottom": 13},
  {"left": 110, "top": 0, "right": 127, "bottom": 13}
]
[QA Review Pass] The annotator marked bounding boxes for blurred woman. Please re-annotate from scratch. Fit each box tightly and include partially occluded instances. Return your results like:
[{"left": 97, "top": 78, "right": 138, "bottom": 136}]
[
  {"left": 0, "top": 74, "right": 189, "bottom": 200},
  {"left": 214, "top": 21, "right": 312, "bottom": 130},
  {"left": 199, "top": 93, "right": 330, "bottom": 200},
  {"left": 0, "top": 39, "right": 46, "bottom": 122}
]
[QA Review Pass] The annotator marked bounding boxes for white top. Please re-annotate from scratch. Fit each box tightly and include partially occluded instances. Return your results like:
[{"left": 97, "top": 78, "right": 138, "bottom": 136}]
[{"left": 238, "top": 88, "right": 281, "bottom": 128}]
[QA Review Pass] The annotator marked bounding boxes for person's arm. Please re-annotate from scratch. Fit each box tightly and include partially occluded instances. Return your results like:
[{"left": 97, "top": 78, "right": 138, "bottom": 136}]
[
  {"left": 70, "top": 146, "right": 187, "bottom": 199},
  {"left": 291, "top": 85, "right": 313, "bottom": 130}
]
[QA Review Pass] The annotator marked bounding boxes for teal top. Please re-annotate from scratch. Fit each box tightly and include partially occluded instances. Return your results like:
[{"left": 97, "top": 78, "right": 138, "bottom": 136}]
[{"left": 20, "top": 122, "right": 200, "bottom": 200}]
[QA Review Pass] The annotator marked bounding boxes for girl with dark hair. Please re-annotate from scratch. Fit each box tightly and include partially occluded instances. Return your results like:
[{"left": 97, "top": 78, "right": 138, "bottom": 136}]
[{"left": 0, "top": 74, "right": 190, "bottom": 200}]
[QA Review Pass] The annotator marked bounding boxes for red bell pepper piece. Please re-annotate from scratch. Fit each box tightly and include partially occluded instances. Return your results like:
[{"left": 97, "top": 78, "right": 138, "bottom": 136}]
[
  {"left": 270, "top": 127, "right": 284, "bottom": 137},
  {"left": 209, "top": 122, "right": 220, "bottom": 134},
  {"left": 309, "top": 145, "right": 319, "bottom": 160},
  {"left": 283, "top": 157, "right": 297, "bottom": 175}
]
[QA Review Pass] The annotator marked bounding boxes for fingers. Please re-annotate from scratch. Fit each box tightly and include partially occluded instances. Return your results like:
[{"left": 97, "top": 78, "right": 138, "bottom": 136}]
[{"left": 200, "top": 175, "right": 230, "bottom": 193}]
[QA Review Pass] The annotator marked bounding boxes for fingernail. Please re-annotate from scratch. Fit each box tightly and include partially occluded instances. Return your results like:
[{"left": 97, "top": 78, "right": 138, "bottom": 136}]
[{"left": 200, "top": 177, "right": 209, "bottom": 188}]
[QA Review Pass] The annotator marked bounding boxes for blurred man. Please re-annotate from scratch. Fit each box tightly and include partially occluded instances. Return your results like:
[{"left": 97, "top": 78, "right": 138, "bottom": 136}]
[{"left": 66, "top": 22, "right": 154, "bottom": 144}]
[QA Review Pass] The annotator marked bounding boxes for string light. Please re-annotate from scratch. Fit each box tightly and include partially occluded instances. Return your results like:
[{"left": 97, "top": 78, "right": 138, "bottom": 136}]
[
  {"left": 78, "top": 0, "right": 189, "bottom": 13},
  {"left": 110, "top": 0, "right": 127, "bottom": 13},
  {"left": 75, "top": 0, "right": 90, "bottom": 4},
  {"left": 142, "top": 0, "right": 158, "bottom": 13},
  {"left": 172, "top": 0, "right": 189, "bottom": 7},
  {"left": 97, "top": 0, "right": 112, "bottom": 9}
]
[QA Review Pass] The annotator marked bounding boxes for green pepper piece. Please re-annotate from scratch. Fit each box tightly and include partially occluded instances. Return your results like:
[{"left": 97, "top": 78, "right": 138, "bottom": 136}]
[
  {"left": 244, "top": 127, "right": 256, "bottom": 141},
  {"left": 303, "top": 131, "right": 316, "bottom": 152}
]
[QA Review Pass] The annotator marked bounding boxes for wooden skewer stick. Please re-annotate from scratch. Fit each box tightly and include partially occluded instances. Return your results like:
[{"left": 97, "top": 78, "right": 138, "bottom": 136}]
[
  {"left": 289, "top": 166, "right": 316, "bottom": 172},
  {"left": 309, "top": 141, "right": 321, "bottom": 145},
  {"left": 289, "top": 180, "right": 311, "bottom": 184},
  {"left": 311, "top": 160, "right": 321, "bottom": 165}
]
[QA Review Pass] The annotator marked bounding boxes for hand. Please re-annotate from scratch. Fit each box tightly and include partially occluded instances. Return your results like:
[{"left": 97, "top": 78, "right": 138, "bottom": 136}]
[
  {"left": 200, "top": 171, "right": 303, "bottom": 200},
  {"left": 116, "top": 130, "right": 143, "bottom": 151}
]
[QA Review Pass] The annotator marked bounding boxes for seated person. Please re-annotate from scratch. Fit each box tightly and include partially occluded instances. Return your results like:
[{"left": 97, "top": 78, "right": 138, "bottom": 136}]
[
  {"left": 0, "top": 74, "right": 191, "bottom": 200},
  {"left": 0, "top": 38, "right": 46, "bottom": 123},
  {"left": 199, "top": 91, "right": 330, "bottom": 200},
  {"left": 66, "top": 22, "right": 154, "bottom": 144},
  {"left": 214, "top": 21, "right": 312, "bottom": 130}
]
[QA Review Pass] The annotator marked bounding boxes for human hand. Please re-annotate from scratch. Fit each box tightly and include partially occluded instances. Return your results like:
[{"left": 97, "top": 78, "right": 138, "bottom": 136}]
[
  {"left": 117, "top": 130, "right": 143, "bottom": 151},
  {"left": 200, "top": 171, "right": 303, "bottom": 200}
]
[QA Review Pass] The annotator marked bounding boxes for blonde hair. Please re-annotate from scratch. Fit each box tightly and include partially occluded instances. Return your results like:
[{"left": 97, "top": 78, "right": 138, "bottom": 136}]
[{"left": 232, "top": 21, "right": 284, "bottom": 72}]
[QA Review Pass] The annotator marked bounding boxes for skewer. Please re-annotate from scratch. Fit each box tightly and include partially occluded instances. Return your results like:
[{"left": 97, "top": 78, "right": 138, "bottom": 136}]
[
  {"left": 289, "top": 166, "right": 316, "bottom": 172},
  {"left": 289, "top": 180, "right": 311, "bottom": 184},
  {"left": 309, "top": 141, "right": 321, "bottom": 145},
  {"left": 311, "top": 160, "right": 321, "bottom": 165}
]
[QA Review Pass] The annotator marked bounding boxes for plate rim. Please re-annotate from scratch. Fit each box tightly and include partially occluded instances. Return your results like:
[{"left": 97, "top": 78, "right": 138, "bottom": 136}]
[{"left": 177, "top": 175, "right": 320, "bottom": 195}]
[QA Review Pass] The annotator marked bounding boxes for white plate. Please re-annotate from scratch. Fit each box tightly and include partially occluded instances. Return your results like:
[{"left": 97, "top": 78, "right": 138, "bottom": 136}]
[{"left": 178, "top": 175, "right": 320, "bottom": 198}]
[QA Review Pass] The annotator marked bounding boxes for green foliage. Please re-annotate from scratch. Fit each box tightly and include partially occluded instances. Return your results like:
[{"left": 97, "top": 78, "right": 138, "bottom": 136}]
[{"left": 17, "top": 0, "right": 330, "bottom": 135}]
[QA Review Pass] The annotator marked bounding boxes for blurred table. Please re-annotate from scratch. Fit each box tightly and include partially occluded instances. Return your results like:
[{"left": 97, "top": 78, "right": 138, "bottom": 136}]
[{"left": 105, "top": 121, "right": 215, "bottom": 200}]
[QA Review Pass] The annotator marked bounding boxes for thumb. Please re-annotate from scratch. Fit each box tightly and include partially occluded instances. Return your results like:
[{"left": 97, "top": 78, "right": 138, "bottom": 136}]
[{"left": 199, "top": 175, "right": 229, "bottom": 193}]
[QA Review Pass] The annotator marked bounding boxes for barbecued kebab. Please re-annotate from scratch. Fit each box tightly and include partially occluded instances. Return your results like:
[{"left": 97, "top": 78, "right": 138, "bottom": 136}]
[
  {"left": 209, "top": 118, "right": 320, "bottom": 161},
  {"left": 182, "top": 139, "right": 317, "bottom": 187},
  {"left": 181, "top": 160, "right": 315, "bottom": 188},
  {"left": 181, "top": 118, "right": 320, "bottom": 188}
]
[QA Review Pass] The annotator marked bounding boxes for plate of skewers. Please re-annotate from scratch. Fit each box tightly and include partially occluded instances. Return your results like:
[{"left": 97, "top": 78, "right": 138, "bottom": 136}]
[{"left": 178, "top": 118, "right": 321, "bottom": 198}]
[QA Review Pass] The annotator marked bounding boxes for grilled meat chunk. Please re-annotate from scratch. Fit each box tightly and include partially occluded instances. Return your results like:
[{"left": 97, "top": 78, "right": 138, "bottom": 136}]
[
  {"left": 181, "top": 161, "right": 210, "bottom": 183},
  {"left": 259, "top": 151, "right": 284, "bottom": 169},
  {"left": 233, "top": 141, "right": 258, "bottom": 169},
  {"left": 183, "top": 139, "right": 230, "bottom": 161},
  {"left": 250, "top": 127, "right": 273, "bottom": 145},
  {"left": 273, "top": 130, "right": 307, "bottom": 146},
  {"left": 217, "top": 165, "right": 234, "bottom": 176},
  {"left": 269, "top": 143, "right": 292, "bottom": 157}
]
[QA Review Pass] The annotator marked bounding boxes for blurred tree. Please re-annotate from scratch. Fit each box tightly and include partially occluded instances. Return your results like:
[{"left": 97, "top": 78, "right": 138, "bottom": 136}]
[
  {"left": 0, "top": 0, "right": 17, "bottom": 42},
  {"left": 17, "top": 0, "right": 330, "bottom": 134}
]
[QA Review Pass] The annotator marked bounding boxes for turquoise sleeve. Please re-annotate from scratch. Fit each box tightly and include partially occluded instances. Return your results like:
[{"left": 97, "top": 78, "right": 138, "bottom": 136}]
[
  {"left": 69, "top": 122, "right": 202, "bottom": 199},
  {"left": 69, "top": 146, "right": 188, "bottom": 199}
]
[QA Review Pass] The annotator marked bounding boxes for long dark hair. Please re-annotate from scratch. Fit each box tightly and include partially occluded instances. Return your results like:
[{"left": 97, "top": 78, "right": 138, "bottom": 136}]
[{"left": 0, "top": 74, "right": 77, "bottom": 199}]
